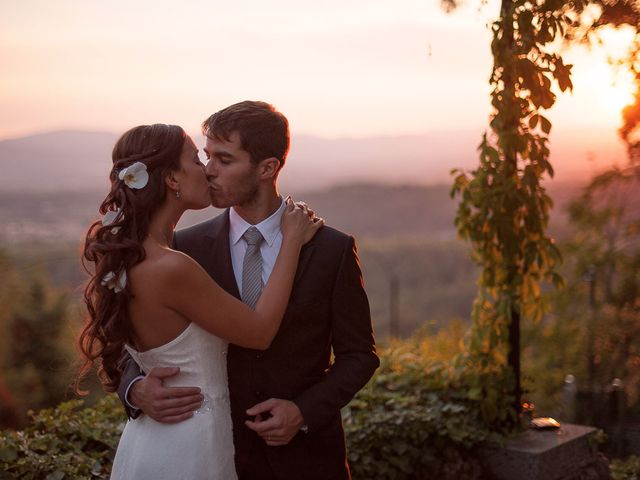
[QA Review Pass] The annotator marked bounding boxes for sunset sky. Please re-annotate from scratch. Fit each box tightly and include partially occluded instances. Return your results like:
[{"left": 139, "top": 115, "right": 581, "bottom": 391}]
[{"left": 0, "top": 0, "right": 636, "bottom": 178}]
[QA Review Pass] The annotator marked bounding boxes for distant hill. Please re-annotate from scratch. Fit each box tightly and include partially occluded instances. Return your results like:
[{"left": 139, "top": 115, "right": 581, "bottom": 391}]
[
  {"left": 0, "top": 131, "right": 117, "bottom": 192},
  {"left": 0, "top": 184, "right": 461, "bottom": 243},
  {"left": 301, "top": 183, "right": 458, "bottom": 239},
  {"left": 1, "top": 128, "right": 621, "bottom": 193},
  {"left": 0, "top": 128, "right": 625, "bottom": 243},
  {"left": 0, "top": 130, "right": 479, "bottom": 193},
  {"left": 0, "top": 181, "right": 590, "bottom": 245}
]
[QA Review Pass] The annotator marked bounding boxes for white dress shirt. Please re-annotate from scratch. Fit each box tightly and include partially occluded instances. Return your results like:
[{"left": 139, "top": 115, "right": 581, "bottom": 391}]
[{"left": 228, "top": 198, "right": 285, "bottom": 294}]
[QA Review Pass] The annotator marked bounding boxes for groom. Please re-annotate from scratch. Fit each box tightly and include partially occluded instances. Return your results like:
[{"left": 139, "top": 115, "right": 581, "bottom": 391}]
[{"left": 117, "top": 101, "right": 379, "bottom": 480}]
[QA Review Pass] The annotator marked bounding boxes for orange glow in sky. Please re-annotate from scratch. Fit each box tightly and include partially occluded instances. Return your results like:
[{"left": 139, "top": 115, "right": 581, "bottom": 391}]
[
  {"left": 0, "top": 0, "right": 635, "bottom": 182},
  {"left": 566, "top": 26, "right": 637, "bottom": 117}
]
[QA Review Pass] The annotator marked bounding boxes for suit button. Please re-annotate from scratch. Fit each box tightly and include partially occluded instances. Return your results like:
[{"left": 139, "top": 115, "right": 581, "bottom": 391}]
[
  {"left": 255, "top": 353, "right": 263, "bottom": 359},
  {"left": 255, "top": 391, "right": 262, "bottom": 398}
]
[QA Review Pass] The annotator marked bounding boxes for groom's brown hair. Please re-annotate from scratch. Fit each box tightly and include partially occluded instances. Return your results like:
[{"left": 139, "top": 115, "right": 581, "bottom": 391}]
[{"left": 202, "top": 100, "right": 289, "bottom": 172}]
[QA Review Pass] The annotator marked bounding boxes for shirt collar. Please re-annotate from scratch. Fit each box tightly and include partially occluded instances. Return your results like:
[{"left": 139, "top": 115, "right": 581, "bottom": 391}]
[{"left": 229, "top": 197, "right": 285, "bottom": 248}]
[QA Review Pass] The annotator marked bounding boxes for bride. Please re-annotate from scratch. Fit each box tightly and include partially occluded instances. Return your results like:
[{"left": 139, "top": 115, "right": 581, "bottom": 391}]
[{"left": 76, "top": 123, "right": 322, "bottom": 479}]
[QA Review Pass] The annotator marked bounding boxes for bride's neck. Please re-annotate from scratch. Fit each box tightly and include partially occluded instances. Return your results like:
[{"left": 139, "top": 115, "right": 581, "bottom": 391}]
[{"left": 147, "top": 201, "right": 184, "bottom": 248}]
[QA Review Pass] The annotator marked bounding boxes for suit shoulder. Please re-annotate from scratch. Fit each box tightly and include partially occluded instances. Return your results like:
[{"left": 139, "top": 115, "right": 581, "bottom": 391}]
[
  {"left": 175, "top": 212, "right": 225, "bottom": 244},
  {"left": 311, "top": 225, "right": 356, "bottom": 253},
  {"left": 314, "top": 224, "right": 353, "bottom": 243}
]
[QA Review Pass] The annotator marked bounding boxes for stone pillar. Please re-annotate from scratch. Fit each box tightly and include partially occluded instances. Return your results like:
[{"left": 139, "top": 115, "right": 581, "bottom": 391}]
[{"left": 480, "top": 424, "right": 611, "bottom": 480}]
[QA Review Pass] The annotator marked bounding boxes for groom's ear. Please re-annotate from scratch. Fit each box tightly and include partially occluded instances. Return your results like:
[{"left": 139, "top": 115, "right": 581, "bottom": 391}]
[{"left": 258, "top": 157, "right": 281, "bottom": 180}]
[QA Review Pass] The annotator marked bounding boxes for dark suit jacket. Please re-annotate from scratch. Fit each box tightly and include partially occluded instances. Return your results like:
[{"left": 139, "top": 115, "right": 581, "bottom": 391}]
[{"left": 117, "top": 210, "right": 379, "bottom": 480}]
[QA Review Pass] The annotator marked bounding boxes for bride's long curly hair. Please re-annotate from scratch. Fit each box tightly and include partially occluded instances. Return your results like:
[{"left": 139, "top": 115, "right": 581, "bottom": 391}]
[{"left": 76, "top": 124, "right": 186, "bottom": 394}]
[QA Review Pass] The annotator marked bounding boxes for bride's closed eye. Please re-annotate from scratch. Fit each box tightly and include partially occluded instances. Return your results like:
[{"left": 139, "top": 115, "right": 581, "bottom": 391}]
[{"left": 194, "top": 153, "right": 205, "bottom": 167}]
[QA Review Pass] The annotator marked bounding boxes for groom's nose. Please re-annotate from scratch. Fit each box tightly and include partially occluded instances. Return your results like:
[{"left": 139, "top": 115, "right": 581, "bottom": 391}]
[{"left": 205, "top": 160, "right": 218, "bottom": 177}]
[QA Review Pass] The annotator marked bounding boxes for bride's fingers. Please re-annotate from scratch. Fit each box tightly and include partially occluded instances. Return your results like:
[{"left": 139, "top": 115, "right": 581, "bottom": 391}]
[
  {"left": 301, "top": 217, "right": 324, "bottom": 244},
  {"left": 283, "top": 199, "right": 295, "bottom": 213}
]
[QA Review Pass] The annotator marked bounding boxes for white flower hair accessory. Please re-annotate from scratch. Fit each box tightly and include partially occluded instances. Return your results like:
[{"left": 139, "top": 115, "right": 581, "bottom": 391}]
[
  {"left": 101, "top": 208, "right": 123, "bottom": 234},
  {"left": 118, "top": 162, "right": 149, "bottom": 189},
  {"left": 101, "top": 270, "right": 127, "bottom": 293}
]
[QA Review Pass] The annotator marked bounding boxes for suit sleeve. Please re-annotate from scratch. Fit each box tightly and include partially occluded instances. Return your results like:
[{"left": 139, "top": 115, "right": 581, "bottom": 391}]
[
  {"left": 293, "top": 236, "right": 380, "bottom": 432},
  {"left": 116, "top": 350, "right": 144, "bottom": 419}
]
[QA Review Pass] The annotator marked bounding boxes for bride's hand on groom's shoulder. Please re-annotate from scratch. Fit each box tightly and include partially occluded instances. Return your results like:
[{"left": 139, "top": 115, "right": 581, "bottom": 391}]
[
  {"left": 281, "top": 197, "right": 324, "bottom": 246},
  {"left": 130, "top": 367, "right": 204, "bottom": 423}
]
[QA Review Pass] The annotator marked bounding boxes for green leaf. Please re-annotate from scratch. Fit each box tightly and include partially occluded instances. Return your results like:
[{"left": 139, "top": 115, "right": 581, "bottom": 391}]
[
  {"left": 45, "top": 472, "right": 65, "bottom": 480},
  {"left": 540, "top": 115, "right": 552, "bottom": 134},
  {"left": 0, "top": 447, "right": 18, "bottom": 462}
]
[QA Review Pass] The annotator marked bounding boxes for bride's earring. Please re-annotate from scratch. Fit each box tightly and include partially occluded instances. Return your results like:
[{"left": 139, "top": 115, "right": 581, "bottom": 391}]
[{"left": 176, "top": 190, "right": 181, "bottom": 199}]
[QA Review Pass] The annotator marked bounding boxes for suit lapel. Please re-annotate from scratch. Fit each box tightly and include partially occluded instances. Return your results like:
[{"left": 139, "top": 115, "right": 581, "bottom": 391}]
[{"left": 203, "top": 210, "right": 241, "bottom": 299}]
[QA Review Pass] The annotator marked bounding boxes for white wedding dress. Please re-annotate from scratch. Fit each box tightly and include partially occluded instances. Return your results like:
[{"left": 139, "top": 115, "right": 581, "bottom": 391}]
[{"left": 110, "top": 323, "right": 238, "bottom": 480}]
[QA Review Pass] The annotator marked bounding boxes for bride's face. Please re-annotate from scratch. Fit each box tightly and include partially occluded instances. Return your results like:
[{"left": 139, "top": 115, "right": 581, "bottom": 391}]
[{"left": 173, "top": 136, "right": 211, "bottom": 210}]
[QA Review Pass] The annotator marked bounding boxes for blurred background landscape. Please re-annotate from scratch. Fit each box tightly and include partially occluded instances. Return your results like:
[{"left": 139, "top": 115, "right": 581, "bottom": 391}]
[
  {"left": 1, "top": 127, "right": 635, "bottom": 428},
  {"left": 1, "top": 2, "right": 639, "bottom": 466}
]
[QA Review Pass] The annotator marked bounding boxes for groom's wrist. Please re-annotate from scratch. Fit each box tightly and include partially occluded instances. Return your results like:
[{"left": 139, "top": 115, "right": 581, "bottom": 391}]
[
  {"left": 291, "top": 400, "right": 308, "bottom": 433},
  {"left": 125, "top": 375, "right": 145, "bottom": 411}
]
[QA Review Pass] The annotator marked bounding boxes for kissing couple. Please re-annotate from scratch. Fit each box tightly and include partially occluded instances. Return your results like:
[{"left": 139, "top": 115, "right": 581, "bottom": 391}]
[{"left": 77, "top": 101, "right": 379, "bottom": 479}]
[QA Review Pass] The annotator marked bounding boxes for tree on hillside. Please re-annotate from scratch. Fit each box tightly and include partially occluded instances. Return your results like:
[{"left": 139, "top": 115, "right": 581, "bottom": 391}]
[
  {"left": 0, "top": 251, "right": 19, "bottom": 427},
  {"left": 522, "top": 164, "right": 640, "bottom": 420},
  {"left": 443, "top": 0, "right": 640, "bottom": 425},
  {"left": 567, "top": 165, "right": 640, "bottom": 401},
  {"left": 4, "top": 274, "right": 73, "bottom": 426}
]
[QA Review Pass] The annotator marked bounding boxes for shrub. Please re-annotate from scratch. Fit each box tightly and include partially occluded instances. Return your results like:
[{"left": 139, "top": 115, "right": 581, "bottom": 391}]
[
  {"left": 0, "top": 395, "right": 123, "bottom": 479},
  {"left": 0, "top": 331, "right": 504, "bottom": 479},
  {"left": 611, "top": 455, "right": 640, "bottom": 480},
  {"left": 344, "top": 335, "right": 501, "bottom": 479}
]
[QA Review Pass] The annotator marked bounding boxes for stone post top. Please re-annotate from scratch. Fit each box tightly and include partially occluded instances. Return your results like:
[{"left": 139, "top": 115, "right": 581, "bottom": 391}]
[{"left": 499, "top": 423, "right": 598, "bottom": 454}]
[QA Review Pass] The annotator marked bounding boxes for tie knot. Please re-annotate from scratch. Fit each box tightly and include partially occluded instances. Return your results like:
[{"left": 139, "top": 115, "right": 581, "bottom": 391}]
[{"left": 243, "top": 226, "right": 264, "bottom": 246}]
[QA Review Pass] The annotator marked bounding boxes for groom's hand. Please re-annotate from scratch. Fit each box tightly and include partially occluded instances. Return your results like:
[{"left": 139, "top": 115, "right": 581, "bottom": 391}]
[
  {"left": 129, "top": 367, "right": 203, "bottom": 423},
  {"left": 245, "top": 398, "right": 305, "bottom": 446}
]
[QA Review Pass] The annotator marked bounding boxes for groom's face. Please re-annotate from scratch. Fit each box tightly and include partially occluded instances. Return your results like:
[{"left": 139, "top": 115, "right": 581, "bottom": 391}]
[{"left": 204, "top": 131, "right": 260, "bottom": 208}]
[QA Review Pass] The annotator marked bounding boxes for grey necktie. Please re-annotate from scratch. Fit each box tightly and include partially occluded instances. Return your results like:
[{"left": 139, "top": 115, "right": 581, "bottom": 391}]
[{"left": 241, "top": 226, "right": 265, "bottom": 309}]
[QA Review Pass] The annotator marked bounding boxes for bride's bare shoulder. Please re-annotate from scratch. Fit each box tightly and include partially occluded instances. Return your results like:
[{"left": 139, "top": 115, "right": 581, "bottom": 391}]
[
  {"left": 154, "top": 248, "right": 203, "bottom": 275},
  {"left": 130, "top": 248, "right": 203, "bottom": 284}
]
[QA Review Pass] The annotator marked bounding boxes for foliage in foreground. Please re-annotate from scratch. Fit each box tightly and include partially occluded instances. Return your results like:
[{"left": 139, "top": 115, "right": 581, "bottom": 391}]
[
  {"left": 345, "top": 331, "right": 501, "bottom": 479},
  {"left": 0, "top": 395, "right": 123, "bottom": 479},
  {"left": 611, "top": 455, "right": 640, "bottom": 480},
  {"left": 0, "top": 329, "right": 501, "bottom": 480}
]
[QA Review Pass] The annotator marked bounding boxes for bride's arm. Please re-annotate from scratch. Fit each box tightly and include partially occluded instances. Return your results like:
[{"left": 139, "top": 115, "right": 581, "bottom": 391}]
[{"left": 163, "top": 203, "right": 322, "bottom": 349}]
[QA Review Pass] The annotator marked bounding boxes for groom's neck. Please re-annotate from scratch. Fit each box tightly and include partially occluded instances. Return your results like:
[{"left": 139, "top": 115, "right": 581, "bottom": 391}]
[{"left": 233, "top": 189, "right": 281, "bottom": 226}]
